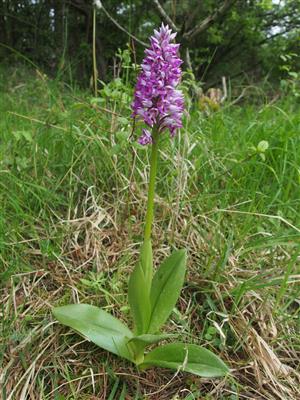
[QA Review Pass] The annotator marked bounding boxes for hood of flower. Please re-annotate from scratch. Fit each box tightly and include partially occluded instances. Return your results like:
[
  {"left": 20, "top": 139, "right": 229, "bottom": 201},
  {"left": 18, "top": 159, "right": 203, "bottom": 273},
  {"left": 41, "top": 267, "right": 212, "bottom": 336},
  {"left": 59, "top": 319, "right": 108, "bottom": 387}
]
[{"left": 132, "top": 24, "right": 184, "bottom": 143}]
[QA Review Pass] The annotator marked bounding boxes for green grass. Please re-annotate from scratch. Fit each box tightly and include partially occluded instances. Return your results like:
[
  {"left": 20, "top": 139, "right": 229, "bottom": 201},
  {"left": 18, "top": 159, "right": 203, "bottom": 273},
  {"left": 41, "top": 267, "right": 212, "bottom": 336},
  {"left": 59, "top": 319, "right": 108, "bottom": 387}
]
[{"left": 0, "top": 64, "right": 299, "bottom": 399}]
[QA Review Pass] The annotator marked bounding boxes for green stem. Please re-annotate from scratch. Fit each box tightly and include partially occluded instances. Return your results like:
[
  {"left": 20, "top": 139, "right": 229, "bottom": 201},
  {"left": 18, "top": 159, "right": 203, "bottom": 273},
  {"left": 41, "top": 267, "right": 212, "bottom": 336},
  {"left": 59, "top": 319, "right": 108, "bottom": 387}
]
[
  {"left": 144, "top": 128, "right": 159, "bottom": 241},
  {"left": 92, "top": 7, "right": 98, "bottom": 97}
]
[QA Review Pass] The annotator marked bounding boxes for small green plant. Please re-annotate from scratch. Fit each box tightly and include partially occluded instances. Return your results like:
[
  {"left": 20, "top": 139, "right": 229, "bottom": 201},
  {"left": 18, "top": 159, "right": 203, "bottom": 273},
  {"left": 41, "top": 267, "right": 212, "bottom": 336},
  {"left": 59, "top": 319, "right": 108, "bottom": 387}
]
[
  {"left": 251, "top": 140, "right": 269, "bottom": 161},
  {"left": 53, "top": 24, "right": 229, "bottom": 378},
  {"left": 280, "top": 52, "right": 300, "bottom": 97}
]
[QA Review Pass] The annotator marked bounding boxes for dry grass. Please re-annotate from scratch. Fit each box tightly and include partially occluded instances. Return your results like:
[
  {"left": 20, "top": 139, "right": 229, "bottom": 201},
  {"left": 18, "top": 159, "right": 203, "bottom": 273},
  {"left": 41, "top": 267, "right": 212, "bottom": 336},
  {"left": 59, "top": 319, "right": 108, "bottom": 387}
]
[
  {"left": 1, "top": 190, "right": 299, "bottom": 399},
  {"left": 1, "top": 66, "right": 300, "bottom": 399}
]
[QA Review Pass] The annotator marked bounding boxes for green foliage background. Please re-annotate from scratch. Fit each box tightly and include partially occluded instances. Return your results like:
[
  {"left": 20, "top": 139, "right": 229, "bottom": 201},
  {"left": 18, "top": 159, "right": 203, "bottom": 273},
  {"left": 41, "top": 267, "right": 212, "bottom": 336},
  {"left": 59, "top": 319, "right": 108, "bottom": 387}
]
[{"left": 1, "top": 0, "right": 300, "bottom": 86}]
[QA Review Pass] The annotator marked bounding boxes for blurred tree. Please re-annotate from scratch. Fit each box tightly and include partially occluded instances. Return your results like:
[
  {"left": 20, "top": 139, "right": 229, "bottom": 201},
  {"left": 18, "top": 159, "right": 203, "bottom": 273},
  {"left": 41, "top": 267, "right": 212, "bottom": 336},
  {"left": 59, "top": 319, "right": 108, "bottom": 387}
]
[
  {"left": 0, "top": 0, "right": 299, "bottom": 86},
  {"left": 150, "top": 0, "right": 300, "bottom": 84}
]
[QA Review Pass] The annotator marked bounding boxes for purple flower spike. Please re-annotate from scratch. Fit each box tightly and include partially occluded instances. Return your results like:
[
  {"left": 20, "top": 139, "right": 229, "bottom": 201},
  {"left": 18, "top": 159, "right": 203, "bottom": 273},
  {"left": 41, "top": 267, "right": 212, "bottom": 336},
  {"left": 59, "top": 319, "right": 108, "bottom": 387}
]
[{"left": 132, "top": 23, "right": 184, "bottom": 144}]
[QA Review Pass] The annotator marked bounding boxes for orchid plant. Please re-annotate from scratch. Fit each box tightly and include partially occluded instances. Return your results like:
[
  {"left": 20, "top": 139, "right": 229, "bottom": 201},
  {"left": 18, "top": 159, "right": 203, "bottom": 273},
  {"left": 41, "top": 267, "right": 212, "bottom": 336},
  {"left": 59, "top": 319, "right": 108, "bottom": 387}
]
[{"left": 53, "top": 24, "right": 229, "bottom": 378}]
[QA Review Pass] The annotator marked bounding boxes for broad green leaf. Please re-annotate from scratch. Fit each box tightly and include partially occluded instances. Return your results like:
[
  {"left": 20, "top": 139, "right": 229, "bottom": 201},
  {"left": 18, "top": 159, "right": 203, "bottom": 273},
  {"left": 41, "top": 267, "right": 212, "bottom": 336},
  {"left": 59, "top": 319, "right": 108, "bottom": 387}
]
[
  {"left": 21, "top": 130, "right": 33, "bottom": 142},
  {"left": 148, "top": 249, "right": 186, "bottom": 333},
  {"left": 126, "top": 333, "right": 177, "bottom": 364},
  {"left": 128, "top": 240, "right": 152, "bottom": 335},
  {"left": 140, "top": 239, "right": 153, "bottom": 285},
  {"left": 128, "top": 333, "right": 177, "bottom": 347},
  {"left": 140, "top": 343, "right": 229, "bottom": 377},
  {"left": 128, "top": 261, "right": 151, "bottom": 335},
  {"left": 53, "top": 304, "right": 133, "bottom": 361}
]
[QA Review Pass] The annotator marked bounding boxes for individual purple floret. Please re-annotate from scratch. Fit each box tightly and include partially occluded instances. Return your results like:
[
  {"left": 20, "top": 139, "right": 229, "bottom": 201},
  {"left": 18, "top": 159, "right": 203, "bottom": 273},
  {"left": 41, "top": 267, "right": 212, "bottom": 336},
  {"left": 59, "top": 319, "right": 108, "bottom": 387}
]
[
  {"left": 132, "top": 23, "right": 184, "bottom": 145},
  {"left": 138, "top": 128, "right": 153, "bottom": 145}
]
